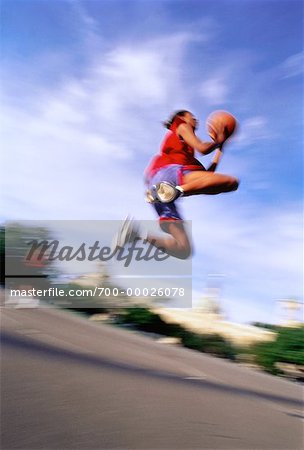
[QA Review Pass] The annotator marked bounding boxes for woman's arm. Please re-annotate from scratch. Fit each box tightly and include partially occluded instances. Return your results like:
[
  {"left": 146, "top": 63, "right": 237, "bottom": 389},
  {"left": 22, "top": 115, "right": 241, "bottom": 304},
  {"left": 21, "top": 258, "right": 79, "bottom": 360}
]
[
  {"left": 207, "top": 145, "right": 224, "bottom": 172},
  {"left": 177, "top": 123, "right": 225, "bottom": 155}
]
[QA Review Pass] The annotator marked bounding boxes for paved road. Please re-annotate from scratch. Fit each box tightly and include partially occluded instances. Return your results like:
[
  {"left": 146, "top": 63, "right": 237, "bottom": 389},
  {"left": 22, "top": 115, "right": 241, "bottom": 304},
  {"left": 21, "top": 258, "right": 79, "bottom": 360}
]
[{"left": 1, "top": 307, "right": 303, "bottom": 449}]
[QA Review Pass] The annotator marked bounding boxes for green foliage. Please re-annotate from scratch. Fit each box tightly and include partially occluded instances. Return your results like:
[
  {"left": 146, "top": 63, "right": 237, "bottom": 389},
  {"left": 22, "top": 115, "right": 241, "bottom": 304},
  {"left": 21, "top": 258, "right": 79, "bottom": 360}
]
[
  {"left": 251, "top": 326, "right": 304, "bottom": 374},
  {"left": 180, "top": 330, "right": 237, "bottom": 360},
  {"left": 0, "top": 226, "right": 4, "bottom": 252},
  {"left": 54, "top": 282, "right": 108, "bottom": 314},
  {"left": 251, "top": 322, "right": 279, "bottom": 331},
  {"left": 4, "top": 222, "right": 53, "bottom": 293},
  {"left": 119, "top": 309, "right": 304, "bottom": 367},
  {"left": 118, "top": 307, "right": 183, "bottom": 336},
  {"left": 4, "top": 223, "right": 52, "bottom": 272},
  {"left": 118, "top": 307, "right": 236, "bottom": 360},
  {"left": 0, "top": 226, "right": 4, "bottom": 286}
]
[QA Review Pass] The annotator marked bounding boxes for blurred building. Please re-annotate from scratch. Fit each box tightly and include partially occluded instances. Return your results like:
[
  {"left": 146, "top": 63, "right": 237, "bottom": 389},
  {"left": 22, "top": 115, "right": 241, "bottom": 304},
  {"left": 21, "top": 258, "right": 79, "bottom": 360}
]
[
  {"left": 152, "top": 276, "right": 276, "bottom": 347},
  {"left": 277, "top": 298, "right": 303, "bottom": 327},
  {"left": 73, "top": 268, "right": 277, "bottom": 346},
  {"left": 151, "top": 307, "right": 276, "bottom": 347},
  {"left": 72, "top": 263, "right": 151, "bottom": 309},
  {"left": 73, "top": 263, "right": 110, "bottom": 287}
]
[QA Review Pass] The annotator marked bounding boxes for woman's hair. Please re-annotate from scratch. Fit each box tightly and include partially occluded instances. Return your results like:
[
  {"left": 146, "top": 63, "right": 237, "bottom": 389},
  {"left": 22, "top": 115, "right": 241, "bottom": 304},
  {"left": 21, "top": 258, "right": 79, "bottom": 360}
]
[{"left": 163, "top": 110, "right": 190, "bottom": 129}]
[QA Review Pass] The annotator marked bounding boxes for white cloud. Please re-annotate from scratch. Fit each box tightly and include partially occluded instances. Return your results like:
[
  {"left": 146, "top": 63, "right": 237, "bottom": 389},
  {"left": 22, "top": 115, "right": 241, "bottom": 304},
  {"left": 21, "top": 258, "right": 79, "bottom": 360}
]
[
  {"left": 280, "top": 52, "right": 304, "bottom": 79},
  {"left": 91, "top": 46, "right": 169, "bottom": 116},
  {"left": 1, "top": 31, "right": 205, "bottom": 220},
  {"left": 233, "top": 115, "right": 276, "bottom": 147},
  {"left": 199, "top": 75, "right": 230, "bottom": 105}
]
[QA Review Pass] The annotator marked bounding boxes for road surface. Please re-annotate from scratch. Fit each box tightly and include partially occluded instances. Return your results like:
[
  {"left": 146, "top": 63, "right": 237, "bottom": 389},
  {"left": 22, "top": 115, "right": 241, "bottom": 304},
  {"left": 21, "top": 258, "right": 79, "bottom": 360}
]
[{"left": 1, "top": 306, "right": 303, "bottom": 449}]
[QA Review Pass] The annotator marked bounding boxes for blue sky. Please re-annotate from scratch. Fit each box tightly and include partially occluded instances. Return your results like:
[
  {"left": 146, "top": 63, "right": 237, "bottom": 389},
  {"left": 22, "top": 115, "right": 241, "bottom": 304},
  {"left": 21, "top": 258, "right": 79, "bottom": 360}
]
[{"left": 1, "top": 0, "right": 303, "bottom": 323}]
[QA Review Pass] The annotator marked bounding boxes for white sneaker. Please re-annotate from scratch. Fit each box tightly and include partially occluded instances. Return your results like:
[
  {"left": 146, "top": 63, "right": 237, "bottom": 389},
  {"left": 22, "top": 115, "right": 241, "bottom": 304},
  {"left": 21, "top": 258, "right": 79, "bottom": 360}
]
[{"left": 113, "top": 216, "right": 141, "bottom": 249}]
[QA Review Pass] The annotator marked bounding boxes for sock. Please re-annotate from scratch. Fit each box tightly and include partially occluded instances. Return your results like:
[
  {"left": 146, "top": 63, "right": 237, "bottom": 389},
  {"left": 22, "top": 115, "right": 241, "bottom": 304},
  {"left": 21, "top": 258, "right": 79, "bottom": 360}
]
[{"left": 175, "top": 185, "right": 184, "bottom": 196}]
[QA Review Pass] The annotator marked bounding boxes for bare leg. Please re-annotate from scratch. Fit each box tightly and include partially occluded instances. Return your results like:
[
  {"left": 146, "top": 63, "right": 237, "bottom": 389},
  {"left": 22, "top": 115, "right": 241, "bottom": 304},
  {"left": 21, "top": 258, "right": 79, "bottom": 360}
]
[
  {"left": 146, "top": 221, "right": 191, "bottom": 260},
  {"left": 181, "top": 171, "right": 239, "bottom": 196}
]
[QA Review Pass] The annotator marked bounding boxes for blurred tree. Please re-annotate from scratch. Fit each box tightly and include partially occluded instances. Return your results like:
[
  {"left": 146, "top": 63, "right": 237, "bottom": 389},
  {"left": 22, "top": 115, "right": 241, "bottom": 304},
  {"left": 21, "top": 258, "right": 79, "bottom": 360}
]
[
  {"left": 251, "top": 322, "right": 279, "bottom": 331},
  {"left": 116, "top": 307, "right": 237, "bottom": 360},
  {"left": 4, "top": 222, "right": 54, "bottom": 298},
  {"left": 252, "top": 326, "right": 304, "bottom": 374},
  {"left": 0, "top": 226, "right": 4, "bottom": 287},
  {"left": 180, "top": 330, "right": 237, "bottom": 360},
  {"left": 118, "top": 307, "right": 183, "bottom": 336}
]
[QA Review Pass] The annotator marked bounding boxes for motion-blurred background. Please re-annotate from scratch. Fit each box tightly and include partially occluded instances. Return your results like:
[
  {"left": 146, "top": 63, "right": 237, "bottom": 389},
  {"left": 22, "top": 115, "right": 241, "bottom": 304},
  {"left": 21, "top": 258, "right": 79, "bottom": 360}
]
[
  {"left": 1, "top": 0, "right": 303, "bottom": 323},
  {"left": 1, "top": 2, "right": 303, "bottom": 448}
]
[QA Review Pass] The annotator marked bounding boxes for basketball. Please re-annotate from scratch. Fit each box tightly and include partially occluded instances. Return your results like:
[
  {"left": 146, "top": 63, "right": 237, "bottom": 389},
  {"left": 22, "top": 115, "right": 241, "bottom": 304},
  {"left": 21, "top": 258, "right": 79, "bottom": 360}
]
[{"left": 206, "top": 110, "right": 237, "bottom": 140}]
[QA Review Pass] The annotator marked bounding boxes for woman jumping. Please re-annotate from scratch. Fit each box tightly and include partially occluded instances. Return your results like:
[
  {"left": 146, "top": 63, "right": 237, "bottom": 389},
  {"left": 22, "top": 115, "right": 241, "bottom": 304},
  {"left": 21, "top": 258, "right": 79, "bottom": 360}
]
[{"left": 116, "top": 110, "right": 239, "bottom": 259}]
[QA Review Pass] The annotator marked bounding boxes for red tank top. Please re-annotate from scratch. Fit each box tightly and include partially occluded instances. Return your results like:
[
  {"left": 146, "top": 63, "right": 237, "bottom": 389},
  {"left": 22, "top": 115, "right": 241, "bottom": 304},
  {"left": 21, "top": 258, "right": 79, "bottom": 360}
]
[{"left": 145, "top": 117, "right": 204, "bottom": 177}]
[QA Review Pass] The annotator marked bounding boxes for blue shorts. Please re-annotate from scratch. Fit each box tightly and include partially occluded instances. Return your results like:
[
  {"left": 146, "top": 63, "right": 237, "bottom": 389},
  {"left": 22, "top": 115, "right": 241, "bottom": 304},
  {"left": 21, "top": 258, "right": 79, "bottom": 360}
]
[{"left": 145, "top": 164, "right": 190, "bottom": 229}]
